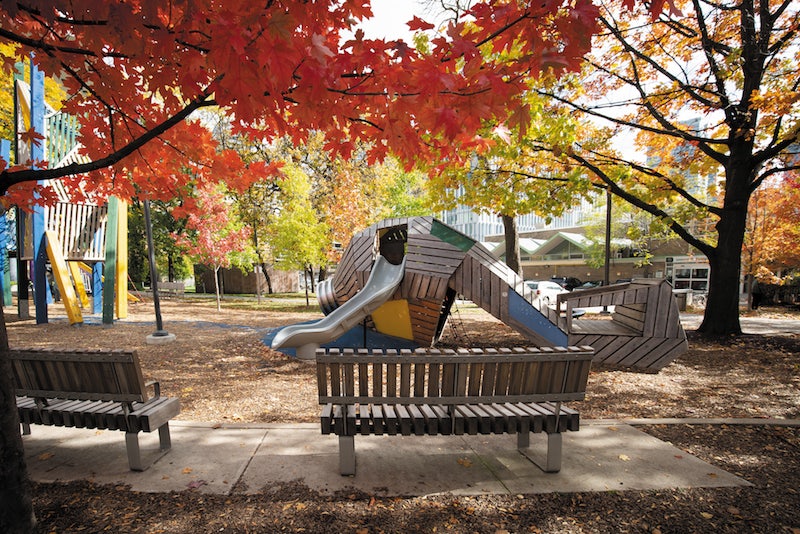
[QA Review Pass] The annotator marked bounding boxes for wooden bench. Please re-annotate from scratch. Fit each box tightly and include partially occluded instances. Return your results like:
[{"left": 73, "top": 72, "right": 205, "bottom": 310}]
[
  {"left": 10, "top": 347, "right": 180, "bottom": 471},
  {"left": 157, "top": 281, "right": 185, "bottom": 298},
  {"left": 554, "top": 279, "right": 688, "bottom": 372},
  {"left": 316, "top": 346, "right": 593, "bottom": 476}
]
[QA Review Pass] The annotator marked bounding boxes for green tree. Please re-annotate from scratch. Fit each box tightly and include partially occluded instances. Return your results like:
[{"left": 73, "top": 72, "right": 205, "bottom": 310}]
[
  {"left": 427, "top": 87, "right": 594, "bottom": 274},
  {"left": 268, "top": 164, "right": 329, "bottom": 303}
]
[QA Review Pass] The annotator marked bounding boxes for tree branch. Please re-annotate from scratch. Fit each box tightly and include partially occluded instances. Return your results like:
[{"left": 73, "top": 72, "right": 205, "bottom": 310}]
[
  {"left": 0, "top": 94, "right": 217, "bottom": 195},
  {"left": 567, "top": 150, "right": 717, "bottom": 258}
]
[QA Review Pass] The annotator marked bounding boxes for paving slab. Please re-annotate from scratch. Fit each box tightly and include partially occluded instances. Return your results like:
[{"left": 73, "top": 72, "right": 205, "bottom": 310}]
[
  {"left": 23, "top": 423, "right": 268, "bottom": 494},
  {"left": 468, "top": 423, "right": 751, "bottom": 494},
  {"left": 241, "top": 425, "right": 507, "bottom": 496},
  {"left": 23, "top": 421, "right": 752, "bottom": 496}
]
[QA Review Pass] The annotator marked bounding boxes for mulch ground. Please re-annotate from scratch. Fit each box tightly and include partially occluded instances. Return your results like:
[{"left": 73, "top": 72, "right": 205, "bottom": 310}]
[{"left": 7, "top": 299, "right": 800, "bottom": 533}]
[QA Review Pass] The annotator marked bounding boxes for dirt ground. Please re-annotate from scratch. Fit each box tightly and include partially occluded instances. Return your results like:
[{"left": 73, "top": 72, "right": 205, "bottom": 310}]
[{"left": 8, "top": 297, "right": 800, "bottom": 533}]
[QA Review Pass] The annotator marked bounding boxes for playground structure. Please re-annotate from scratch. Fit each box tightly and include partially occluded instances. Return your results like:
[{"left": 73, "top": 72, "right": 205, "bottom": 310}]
[
  {"left": 551, "top": 280, "right": 689, "bottom": 372},
  {"left": 8, "top": 59, "right": 128, "bottom": 325},
  {"left": 272, "top": 216, "right": 688, "bottom": 373},
  {"left": 272, "top": 216, "right": 566, "bottom": 357}
]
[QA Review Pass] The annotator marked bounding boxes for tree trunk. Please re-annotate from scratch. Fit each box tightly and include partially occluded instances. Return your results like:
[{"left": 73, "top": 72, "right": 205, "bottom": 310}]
[
  {"left": 260, "top": 262, "right": 273, "bottom": 294},
  {"left": 698, "top": 161, "right": 751, "bottom": 335},
  {"left": 699, "top": 247, "right": 743, "bottom": 335},
  {"left": 213, "top": 265, "right": 222, "bottom": 312},
  {"left": 0, "top": 306, "right": 37, "bottom": 533},
  {"left": 501, "top": 214, "right": 522, "bottom": 277},
  {"left": 307, "top": 265, "right": 315, "bottom": 293},
  {"left": 303, "top": 268, "right": 310, "bottom": 306}
]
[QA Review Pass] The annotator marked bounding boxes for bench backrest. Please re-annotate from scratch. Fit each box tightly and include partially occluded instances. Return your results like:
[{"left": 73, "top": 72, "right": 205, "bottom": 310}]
[
  {"left": 316, "top": 346, "right": 593, "bottom": 405},
  {"left": 9, "top": 347, "right": 149, "bottom": 403}
]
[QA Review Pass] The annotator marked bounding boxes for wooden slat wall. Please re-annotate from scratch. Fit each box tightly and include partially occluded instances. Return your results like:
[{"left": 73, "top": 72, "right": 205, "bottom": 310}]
[
  {"left": 42, "top": 202, "right": 108, "bottom": 262},
  {"left": 332, "top": 235, "right": 376, "bottom": 303},
  {"left": 564, "top": 280, "right": 688, "bottom": 372},
  {"left": 10, "top": 348, "right": 148, "bottom": 402},
  {"left": 317, "top": 346, "right": 594, "bottom": 405}
]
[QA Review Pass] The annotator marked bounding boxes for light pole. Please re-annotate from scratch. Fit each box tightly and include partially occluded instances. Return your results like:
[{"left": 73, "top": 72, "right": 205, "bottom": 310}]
[
  {"left": 144, "top": 199, "right": 176, "bottom": 344},
  {"left": 602, "top": 187, "right": 612, "bottom": 314}
]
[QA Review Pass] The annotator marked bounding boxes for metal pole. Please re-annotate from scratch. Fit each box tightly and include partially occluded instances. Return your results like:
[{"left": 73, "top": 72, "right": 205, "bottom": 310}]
[
  {"left": 602, "top": 188, "right": 612, "bottom": 314},
  {"left": 604, "top": 187, "right": 611, "bottom": 288},
  {"left": 144, "top": 200, "right": 172, "bottom": 340}
]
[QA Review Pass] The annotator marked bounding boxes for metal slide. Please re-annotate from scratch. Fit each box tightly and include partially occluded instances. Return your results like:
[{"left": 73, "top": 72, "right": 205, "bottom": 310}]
[{"left": 270, "top": 255, "right": 406, "bottom": 358}]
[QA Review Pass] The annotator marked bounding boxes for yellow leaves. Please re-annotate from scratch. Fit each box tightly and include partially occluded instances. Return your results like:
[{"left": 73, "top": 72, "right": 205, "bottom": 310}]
[
  {"left": 750, "top": 89, "right": 800, "bottom": 117},
  {"left": 182, "top": 467, "right": 193, "bottom": 474},
  {"left": 457, "top": 457, "right": 473, "bottom": 468},
  {"left": 618, "top": 454, "right": 631, "bottom": 462},
  {"left": 37, "top": 452, "right": 54, "bottom": 461}
]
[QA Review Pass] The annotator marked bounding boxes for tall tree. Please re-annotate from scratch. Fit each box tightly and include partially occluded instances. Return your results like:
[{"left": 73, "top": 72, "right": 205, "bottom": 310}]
[
  {"left": 743, "top": 176, "right": 800, "bottom": 287},
  {"left": 268, "top": 164, "right": 329, "bottom": 303},
  {"left": 531, "top": 0, "right": 800, "bottom": 335},
  {"left": 0, "top": 2, "right": 659, "bottom": 531},
  {"left": 427, "top": 87, "right": 594, "bottom": 273},
  {"left": 173, "top": 184, "right": 255, "bottom": 311}
]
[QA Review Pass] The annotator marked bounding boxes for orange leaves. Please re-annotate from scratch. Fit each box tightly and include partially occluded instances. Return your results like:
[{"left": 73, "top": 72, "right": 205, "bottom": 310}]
[{"left": 0, "top": 0, "right": 640, "bottom": 201}]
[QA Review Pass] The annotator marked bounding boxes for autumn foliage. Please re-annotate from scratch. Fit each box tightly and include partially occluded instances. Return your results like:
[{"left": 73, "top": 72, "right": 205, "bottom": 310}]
[{"left": 0, "top": 0, "right": 613, "bottom": 202}]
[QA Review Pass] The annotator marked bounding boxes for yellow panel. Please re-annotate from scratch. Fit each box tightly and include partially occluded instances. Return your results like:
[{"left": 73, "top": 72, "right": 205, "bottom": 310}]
[
  {"left": 371, "top": 299, "right": 414, "bottom": 340},
  {"left": 44, "top": 230, "right": 83, "bottom": 325},
  {"left": 115, "top": 198, "right": 128, "bottom": 318},
  {"left": 68, "top": 261, "right": 90, "bottom": 308}
]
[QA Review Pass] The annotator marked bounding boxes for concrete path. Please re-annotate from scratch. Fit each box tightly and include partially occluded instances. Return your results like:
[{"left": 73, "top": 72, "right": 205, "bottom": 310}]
[
  {"left": 680, "top": 313, "right": 800, "bottom": 335},
  {"left": 22, "top": 420, "right": 765, "bottom": 496}
]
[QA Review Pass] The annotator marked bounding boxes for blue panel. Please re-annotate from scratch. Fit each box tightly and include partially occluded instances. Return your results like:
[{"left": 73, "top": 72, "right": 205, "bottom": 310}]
[
  {"left": 92, "top": 263, "right": 103, "bottom": 314},
  {"left": 0, "top": 139, "right": 10, "bottom": 306},
  {"left": 30, "top": 58, "right": 48, "bottom": 323},
  {"left": 507, "top": 290, "right": 569, "bottom": 346}
]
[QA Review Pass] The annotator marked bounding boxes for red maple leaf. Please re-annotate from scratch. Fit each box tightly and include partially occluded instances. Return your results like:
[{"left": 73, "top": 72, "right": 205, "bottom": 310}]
[{"left": 407, "top": 16, "right": 434, "bottom": 32}]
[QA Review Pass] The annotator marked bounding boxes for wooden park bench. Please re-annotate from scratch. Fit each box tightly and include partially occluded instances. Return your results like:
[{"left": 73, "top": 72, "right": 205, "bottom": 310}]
[
  {"left": 10, "top": 347, "right": 180, "bottom": 471},
  {"left": 554, "top": 279, "right": 688, "bottom": 372},
  {"left": 157, "top": 281, "right": 185, "bottom": 298},
  {"left": 316, "top": 346, "right": 593, "bottom": 476}
]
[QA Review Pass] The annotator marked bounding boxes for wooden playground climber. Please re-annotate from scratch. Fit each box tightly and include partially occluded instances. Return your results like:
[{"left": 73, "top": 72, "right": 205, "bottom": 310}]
[
  {"left": 551, "top": 280, "right": 689, "bottom": 372},
  {"left": 289, "top": 216, "right": 688, "bottom": 373},
  {"left": 10, "top": 59, "right": 128, "bottom": 325}
]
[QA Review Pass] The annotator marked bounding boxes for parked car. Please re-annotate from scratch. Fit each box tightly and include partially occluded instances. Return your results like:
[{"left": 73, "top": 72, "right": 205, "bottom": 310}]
[
  {"left": 525, "top": 280, "right": 569, "bottom": 308},
  {"left": 550, "top": 276, "right": 583, "bottom": 290}
]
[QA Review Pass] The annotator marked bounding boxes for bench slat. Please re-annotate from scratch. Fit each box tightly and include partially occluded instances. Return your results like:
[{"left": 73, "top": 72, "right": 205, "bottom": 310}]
[{"left": 12, "top": 347, "right": 179, "bottom": 472}]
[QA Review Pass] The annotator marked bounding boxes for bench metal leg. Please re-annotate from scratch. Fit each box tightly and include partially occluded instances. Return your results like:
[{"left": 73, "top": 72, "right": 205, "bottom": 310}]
[
  {"left": 543, "top": 432, "right": 562, "bottom": 473},
  {"left": 517, "top": 422, "right": 530, "bottom": 449},
  {"left": 21, "top": 422, "right": 31, "bottom": 435},
  {"left": 125, "top": 432, "right": 144, "bottom": 471},
  {"left": 158, "top": 423, "right": 172, "bottom": 452},
  {"left": 339, "top": 435, "right": 356, "bottom": 476},
  {"left": 518, "top": 431, "right": 562, "bottom": 473}
]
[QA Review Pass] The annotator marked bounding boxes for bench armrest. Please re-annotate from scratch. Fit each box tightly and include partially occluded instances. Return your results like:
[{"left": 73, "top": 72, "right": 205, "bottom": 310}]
[{"left": 145, "top": 380, "right": 161, "bottom": 399}]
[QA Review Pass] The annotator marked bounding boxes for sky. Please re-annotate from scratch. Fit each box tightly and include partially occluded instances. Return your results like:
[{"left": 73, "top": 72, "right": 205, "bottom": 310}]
[
  {"left": 356, "top": 0, "right": 455, "bottom": 43},
  {"left": 359, "top": 0, "right": 422, "bottom": 40}
]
